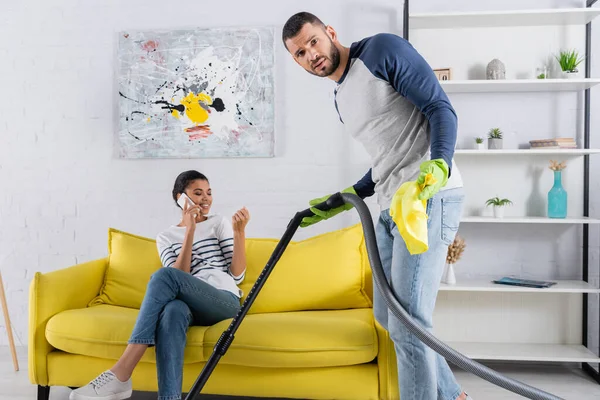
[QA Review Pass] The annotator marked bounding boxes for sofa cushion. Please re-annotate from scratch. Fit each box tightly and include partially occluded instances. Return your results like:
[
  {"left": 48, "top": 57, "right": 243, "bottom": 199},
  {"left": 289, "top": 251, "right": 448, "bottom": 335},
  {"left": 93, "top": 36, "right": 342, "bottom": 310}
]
[
  {"left": 240, "top": 223, "right": 372, "bottom": 313},
  {"left": 45, "top": 305, "right": 209, "bottom": 364},
  {"left": 46, "top": 305, "right": 377, "bottom": 369},
  {"left": 203, "top": 308, "right": 378, "bottom": 368},
  {"left": 89, "top": 229, "right": 162, "bottom": 309}
]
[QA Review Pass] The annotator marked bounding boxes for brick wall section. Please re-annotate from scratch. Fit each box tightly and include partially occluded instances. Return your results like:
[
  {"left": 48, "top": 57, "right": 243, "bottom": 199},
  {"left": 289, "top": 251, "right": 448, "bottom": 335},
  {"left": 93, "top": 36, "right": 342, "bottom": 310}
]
[
  {"left": 0, "top": 0, "right": 598, "bottom": 351},
  {"left": 0, "top": 0, "right": 381, "bottom": 345}
]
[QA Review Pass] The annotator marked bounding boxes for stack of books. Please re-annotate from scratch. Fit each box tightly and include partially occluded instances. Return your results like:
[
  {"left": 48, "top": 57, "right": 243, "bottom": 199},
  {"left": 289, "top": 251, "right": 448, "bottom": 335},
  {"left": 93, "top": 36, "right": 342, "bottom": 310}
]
[{"left": 529, "top": 138, "right": 577, "bottom": 149}]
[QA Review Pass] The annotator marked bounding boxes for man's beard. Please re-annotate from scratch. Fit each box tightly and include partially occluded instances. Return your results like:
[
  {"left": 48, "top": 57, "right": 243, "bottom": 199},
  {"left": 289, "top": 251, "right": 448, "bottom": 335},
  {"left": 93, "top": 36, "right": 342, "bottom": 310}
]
[{"left": 308, "top": 41, "right": 341, "bottom": 77}]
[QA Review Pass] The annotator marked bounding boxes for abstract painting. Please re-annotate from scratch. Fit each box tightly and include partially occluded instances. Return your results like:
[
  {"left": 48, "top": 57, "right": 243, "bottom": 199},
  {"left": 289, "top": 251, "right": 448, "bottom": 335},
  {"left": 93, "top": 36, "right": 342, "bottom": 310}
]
[{"left": 116, "top": 27, "right": 275, "bottom": 158}]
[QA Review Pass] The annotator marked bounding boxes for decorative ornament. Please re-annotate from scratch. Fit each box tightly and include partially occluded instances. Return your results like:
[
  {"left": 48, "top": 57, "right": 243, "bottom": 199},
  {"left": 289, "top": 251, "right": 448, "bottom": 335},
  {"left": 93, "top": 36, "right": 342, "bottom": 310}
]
[{"left": 486, "top": 59, "right": 506, "bottom": 80}]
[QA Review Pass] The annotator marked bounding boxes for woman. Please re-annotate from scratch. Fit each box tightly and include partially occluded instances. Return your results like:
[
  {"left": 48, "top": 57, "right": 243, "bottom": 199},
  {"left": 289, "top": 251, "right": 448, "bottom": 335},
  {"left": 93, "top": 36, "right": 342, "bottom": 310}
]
[{"left": 70, "top": 170, "right": 250, "bottom": 400}]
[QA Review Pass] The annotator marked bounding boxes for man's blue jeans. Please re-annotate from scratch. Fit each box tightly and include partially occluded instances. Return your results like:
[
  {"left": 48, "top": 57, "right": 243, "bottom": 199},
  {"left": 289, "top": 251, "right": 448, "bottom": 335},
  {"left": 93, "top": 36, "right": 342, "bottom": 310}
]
[
  {"left": 373, "top": 187, "right": 465, "bottom": 400},
  {"left": 128, "top": 267, "right": 241, "bottom": 400}
]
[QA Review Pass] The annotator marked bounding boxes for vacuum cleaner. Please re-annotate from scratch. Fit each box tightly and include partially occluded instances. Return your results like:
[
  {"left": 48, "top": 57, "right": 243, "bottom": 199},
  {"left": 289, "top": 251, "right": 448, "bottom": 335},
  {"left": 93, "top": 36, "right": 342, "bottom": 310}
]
[{"left": 184, "top": 192, "right": 564, "bottom": 400}]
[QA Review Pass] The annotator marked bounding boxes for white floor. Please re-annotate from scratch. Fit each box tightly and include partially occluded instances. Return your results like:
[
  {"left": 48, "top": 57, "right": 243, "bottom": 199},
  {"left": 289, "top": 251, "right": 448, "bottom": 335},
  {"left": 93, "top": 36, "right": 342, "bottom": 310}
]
[{"left": 3, "top": 346, "right": 600, "bottom": 399}]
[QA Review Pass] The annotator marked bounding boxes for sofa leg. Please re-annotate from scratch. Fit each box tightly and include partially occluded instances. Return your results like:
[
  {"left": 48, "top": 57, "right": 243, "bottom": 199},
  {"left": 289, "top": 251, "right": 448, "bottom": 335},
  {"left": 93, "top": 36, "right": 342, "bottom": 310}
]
[{"left": 37, "top": 385, "right": 50, "bottom": 400}]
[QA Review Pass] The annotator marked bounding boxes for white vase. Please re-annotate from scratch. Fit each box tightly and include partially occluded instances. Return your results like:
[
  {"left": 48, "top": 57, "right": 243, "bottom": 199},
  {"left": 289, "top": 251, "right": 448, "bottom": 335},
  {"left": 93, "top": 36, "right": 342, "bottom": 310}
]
[
  {"left": 493, "top": 206, "right": 504, "bottom": 218},
  {"left": 475, "top": 142, "right": 485, "bottom": 150},
  {"left": 442, "top": 263, "right": 456, "bottom": 285}
]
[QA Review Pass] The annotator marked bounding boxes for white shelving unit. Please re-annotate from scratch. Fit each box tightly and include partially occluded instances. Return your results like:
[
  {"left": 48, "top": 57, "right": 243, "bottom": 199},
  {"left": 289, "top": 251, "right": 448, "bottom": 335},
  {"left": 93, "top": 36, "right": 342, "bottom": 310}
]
[
  {"left": 461, "top": 216, "right": 600, "bottom": 224},
  {"left": 446, "top": 342, "right": 600, "bottom": 363},
  {"left": 408, "top": 5, "right": 600, "bottom": 374},
  {"left": 411, "top": 8, "right": 600, "bottom": 29},
  {"left": 456, "top": 149, "right": 600, "bottom": 155},
  {"left": 439, "top": 279, "right": 600, "bottom": 294},
  {"left": 440, "top": 78, "right": 600, "bottom": 93}
]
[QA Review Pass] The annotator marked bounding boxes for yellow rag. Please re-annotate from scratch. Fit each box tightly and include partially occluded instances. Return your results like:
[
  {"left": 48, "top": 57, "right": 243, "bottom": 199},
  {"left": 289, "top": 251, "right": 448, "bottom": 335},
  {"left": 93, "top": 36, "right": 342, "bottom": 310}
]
[{"left": 389, "top": 174, "right": 436, "bottom": 255}]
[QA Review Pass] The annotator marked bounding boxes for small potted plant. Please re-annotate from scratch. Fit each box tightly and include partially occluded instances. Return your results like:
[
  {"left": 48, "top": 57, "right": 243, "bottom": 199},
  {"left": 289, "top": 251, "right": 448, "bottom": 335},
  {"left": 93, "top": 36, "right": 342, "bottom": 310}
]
[
  {"left": 486, "top": 196, "right": 513, "bottom": 218},
  {"left": 555, "top": 49, "right": 584, "bottom": 79},
  {"left": 488, "top": 128, "right": 503, "bottom": 150},
  {"left": 475, "top": 137, "right": 485, "bottom": 150},
  {"left": 535, "top": 65, "right": 547, "bottom": 79}
]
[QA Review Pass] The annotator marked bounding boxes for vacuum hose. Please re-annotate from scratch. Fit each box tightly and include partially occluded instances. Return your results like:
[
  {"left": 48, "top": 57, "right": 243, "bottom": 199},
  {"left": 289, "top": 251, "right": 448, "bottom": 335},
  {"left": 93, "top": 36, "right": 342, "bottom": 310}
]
[
  {"left": 185, "top": 191, "right": 565, "bottom": 400},
  {"left": 339, "top": 192, "right": 563, "bottom": 400}
]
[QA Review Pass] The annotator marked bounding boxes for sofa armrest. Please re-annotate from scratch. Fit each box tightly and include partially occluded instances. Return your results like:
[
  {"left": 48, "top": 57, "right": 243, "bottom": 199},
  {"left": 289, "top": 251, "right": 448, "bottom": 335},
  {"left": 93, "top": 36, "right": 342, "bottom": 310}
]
[
  {"left": 28, "top": 257, "right": 108, "bottom": 386},
  {"left": 375, "top": 321, "right": 399, "bottom": 400}
]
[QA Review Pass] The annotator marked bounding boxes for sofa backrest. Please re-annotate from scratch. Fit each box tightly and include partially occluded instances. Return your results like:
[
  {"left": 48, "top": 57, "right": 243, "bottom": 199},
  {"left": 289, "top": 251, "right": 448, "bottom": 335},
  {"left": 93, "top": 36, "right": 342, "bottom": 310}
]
[
  {"left": 89, "top": 223, "right": 373, "bottom": 313},
  {"left": 240, "top": 223, "right": 373, "bottom": 313}
]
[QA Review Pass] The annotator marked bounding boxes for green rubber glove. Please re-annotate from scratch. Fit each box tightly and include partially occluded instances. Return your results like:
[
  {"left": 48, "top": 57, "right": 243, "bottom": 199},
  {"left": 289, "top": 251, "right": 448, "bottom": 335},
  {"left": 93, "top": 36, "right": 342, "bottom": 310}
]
[
  {"left": 300, "top": 186, "right": 356, "bottom": 228},
  {"left": 416, "top": 159, "right": 449, "bottom": 200}
]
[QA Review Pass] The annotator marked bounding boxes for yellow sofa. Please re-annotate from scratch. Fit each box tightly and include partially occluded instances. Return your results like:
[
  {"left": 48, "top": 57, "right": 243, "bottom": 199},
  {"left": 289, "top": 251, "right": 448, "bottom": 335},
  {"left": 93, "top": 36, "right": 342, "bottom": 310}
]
[{"left": 29, "top": 224, "right": 399, "bottom": 400}]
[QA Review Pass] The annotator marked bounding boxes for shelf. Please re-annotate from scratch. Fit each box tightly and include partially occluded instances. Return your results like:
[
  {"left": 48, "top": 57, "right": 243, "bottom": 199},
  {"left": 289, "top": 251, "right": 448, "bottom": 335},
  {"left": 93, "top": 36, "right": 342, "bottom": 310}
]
[
  {"left": 409, "top": 4, "right": 600, "bottom": 373},
  {"left": 439, "top": 279, "right": 600, "bottom": 293},
  {"left": 439, "top": 79, "right": 600, "bottom": 93},
  {"left": 410, "top": 8, "right": 600, "bottom": 29},
  {"left": 461, "top": 216, "right": 600, "bottom": 224},
  {"left": 445, "top": 342, "right": 600, "bottom": 363},
  {"left": 455, "top": 149, "right": 600, "bottom": 155}
]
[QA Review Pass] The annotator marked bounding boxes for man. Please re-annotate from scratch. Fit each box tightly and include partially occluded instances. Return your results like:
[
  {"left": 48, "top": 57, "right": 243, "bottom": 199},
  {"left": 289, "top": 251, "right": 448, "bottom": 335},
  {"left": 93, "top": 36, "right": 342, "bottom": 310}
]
[{"left": 283, "top": 12, "right": 469, "bottom": 400}]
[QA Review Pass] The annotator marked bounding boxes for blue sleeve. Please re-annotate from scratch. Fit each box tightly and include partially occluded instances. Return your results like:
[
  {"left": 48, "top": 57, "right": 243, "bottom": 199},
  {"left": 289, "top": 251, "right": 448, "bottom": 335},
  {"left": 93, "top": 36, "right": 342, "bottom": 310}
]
[
  {"left": 353, "top": 169, "right": 375, "bottom": 199},
  {"left": 362, "top": 34, "right": 457, "bottom": 173}
]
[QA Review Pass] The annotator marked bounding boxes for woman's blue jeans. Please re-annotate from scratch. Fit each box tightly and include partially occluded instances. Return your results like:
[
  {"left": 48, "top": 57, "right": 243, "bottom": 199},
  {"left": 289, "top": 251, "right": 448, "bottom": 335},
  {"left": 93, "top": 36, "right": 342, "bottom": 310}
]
[
  {"left": 128, "top": 267, "right": 240, "bottom": 400},
  {"left": 373, "top": 187, "right": 465, "bottom": 400}
]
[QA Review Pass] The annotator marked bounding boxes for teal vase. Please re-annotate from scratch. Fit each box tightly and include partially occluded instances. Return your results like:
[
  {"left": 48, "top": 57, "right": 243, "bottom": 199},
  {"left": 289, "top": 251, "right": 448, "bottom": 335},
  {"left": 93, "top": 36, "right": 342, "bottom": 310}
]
[{"left": 548, "top": 170, "right": 567, "bottom": 218}]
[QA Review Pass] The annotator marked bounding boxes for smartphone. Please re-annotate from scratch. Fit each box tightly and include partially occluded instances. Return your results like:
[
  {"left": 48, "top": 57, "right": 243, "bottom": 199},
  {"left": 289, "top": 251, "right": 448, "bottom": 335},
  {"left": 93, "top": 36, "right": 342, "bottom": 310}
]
[{"left": 177, "top": 193, "right": 195, "bottom": 210}]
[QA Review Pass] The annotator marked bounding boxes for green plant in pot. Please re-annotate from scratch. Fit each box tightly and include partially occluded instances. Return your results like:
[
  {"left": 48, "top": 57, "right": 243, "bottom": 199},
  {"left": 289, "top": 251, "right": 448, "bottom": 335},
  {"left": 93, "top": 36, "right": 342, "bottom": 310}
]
[
  {"left": 474, "top": 137, "right": 484, "bottom": 150},
  {"left": 486, "top": 197, "right": 513, "bottom": 218},
  {"left": 488, "top": 128, "right": 503, "bottom": 150},
  {"left": 555, "top": 49, "right": 584, "bottom": 79}
]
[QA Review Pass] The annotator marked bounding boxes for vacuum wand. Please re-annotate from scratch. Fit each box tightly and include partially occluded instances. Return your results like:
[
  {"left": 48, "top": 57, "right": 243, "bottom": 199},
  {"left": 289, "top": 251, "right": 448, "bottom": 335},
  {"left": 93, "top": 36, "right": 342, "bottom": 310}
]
[
  {"left": 184, "top": 195, "right": 343, "bottom": 399},
  {"left": 185, "top": 192, "right": 563, "bottom": 400}
]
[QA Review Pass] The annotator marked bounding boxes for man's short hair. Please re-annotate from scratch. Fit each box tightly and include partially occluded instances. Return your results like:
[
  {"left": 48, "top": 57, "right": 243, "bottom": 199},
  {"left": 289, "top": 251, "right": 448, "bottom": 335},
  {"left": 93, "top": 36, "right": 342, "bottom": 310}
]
[{"left": 282, "top": 12, "right": 325, "bottom": 49}]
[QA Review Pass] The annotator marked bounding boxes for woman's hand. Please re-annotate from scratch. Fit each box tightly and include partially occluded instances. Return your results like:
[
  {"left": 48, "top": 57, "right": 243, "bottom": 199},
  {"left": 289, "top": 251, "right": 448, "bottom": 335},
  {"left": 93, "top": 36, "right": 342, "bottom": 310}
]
[
  {"left": 232, "top": 207, "right": 250, "bottom": 233},
  {"left": 230, "top": 207, "right": 249, "bottom": 278},
  {"left": 183, "top": 201, "right": 201, "bottom": 231}
]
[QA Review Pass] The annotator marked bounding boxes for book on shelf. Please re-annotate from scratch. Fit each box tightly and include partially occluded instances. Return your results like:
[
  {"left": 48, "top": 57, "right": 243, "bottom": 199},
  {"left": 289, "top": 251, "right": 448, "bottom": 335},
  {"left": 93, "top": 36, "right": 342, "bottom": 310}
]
[
  {"left": 493, "top": 276, "right": 557, "bottom": 288},
  {"left": 529, "top": 138, "right": 577, "bottom": 149}
]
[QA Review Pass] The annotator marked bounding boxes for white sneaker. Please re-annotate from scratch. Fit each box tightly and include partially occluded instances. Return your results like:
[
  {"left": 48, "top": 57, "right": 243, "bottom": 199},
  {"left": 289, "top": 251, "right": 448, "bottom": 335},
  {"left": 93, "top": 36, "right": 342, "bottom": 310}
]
[{"left": 69, "top": 370, "right": 132, "bottom": 400}]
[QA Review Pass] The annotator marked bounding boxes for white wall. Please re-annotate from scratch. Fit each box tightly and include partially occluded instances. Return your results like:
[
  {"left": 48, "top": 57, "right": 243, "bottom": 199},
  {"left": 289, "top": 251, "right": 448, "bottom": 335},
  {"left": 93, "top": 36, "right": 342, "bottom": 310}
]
[
  {"left": 0, "top": 0, "right": 598, "bottom": 353},
  {"left": 0, "top": 0, "right": 394, "bottom": 347}
]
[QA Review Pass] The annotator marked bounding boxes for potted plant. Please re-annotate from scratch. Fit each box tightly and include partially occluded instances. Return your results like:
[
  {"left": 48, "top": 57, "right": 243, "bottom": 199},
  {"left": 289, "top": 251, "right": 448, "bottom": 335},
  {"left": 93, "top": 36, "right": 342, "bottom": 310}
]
[
  {"left": 488, "top": 128, "right": 503, "bottom": 149},
  {"left": 475, "top": 137, "right": 485, "bottom": 150},
  {"left": 486, "top": 197, "right": 513, "bottom": 218},
  {"left": 555, "top": 49, "right": 584, "bottom": 79},
  {"left": 535, "top": 65, "right": 547, "bottom": 79}
]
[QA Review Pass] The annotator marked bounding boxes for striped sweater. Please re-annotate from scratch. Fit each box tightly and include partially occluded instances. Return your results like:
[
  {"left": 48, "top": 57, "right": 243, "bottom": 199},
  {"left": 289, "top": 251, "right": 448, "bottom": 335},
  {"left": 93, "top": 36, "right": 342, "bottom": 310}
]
[{"left": 156, "top": 214, "right": 245, "bottom": 297}]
